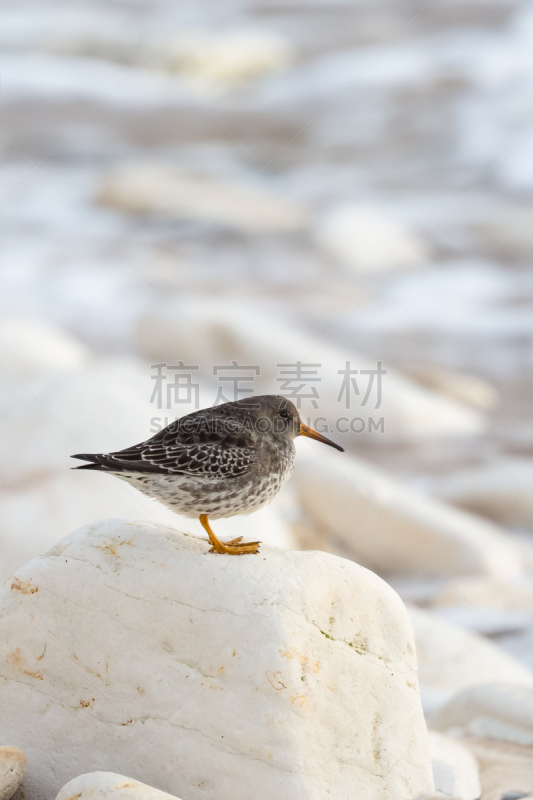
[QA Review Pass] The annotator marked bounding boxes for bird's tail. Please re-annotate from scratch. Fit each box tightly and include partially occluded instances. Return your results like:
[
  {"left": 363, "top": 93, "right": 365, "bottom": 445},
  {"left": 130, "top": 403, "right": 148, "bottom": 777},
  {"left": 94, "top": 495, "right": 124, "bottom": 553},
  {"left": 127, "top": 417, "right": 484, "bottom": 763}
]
[{"left": 71, "top": 453, "right": 110, "bottom": 471}]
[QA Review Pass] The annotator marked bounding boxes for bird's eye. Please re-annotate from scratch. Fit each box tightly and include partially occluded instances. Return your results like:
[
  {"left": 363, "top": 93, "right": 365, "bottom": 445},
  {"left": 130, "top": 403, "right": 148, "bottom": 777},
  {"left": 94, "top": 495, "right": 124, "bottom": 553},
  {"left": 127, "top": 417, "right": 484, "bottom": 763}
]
[{"left": 279, "top": 410, "right": 290, "bottom": 420}]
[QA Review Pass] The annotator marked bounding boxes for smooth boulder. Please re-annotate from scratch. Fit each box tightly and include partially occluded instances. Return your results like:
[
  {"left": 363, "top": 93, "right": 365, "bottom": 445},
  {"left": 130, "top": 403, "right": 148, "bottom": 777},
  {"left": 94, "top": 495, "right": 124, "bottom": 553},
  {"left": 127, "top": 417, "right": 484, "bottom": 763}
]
[
  {"left": 429, "top": 731, "right": 481, "bottom": 800},
  {"left": 56, "top": 772, "right": 181, "bottom": 799},
  {"left": 0, "top": 518, "right": 434, "bottom": 800},
  {"left": 433, "top": 684, "right": 533, "bottom": 746},
  {"left": 408, "top": 606, "right": 533, "bottom": 715},
  {"left": 293, "top": 450, "right": 525, "bottom": 580}
]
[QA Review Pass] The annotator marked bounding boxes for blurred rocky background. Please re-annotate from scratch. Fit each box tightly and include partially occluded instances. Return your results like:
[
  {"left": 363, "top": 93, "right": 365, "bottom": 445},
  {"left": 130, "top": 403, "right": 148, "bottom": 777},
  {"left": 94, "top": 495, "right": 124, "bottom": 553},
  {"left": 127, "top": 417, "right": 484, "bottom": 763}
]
[{"left": 0, "top": 1, "right": 532, "bottom": 797}]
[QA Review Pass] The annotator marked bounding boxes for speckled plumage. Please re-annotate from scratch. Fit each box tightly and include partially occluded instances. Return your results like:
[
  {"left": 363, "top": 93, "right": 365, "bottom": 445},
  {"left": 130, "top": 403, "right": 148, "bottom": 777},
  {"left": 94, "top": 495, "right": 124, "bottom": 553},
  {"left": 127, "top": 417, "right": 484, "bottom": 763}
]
[
  {"left": 72, "top": 395, "right": 298, "bottom": 519},
  {"left": 72, "top": 394, "right": 343, "bottom": 555}
]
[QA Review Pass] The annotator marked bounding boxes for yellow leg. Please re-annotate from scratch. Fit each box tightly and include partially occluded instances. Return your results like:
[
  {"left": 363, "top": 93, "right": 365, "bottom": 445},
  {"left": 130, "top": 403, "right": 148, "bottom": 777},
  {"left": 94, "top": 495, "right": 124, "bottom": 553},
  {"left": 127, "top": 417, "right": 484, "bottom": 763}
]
[{"left": 199, "top": 514, "right": 260, "bottom": 556}]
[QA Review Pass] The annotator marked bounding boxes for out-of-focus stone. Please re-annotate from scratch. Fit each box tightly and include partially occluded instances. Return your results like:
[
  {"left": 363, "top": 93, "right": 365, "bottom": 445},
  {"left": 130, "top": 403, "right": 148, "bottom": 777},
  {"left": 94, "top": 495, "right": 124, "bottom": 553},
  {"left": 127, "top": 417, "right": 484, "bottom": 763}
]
[
  {"left": 0, "top": 746, "right": 27, "bottom": 800},
  {"left": 315, "top": 203, "right": 430, "bottom": 273},
  {"left": 433, "top": 577, "right": 533, "bottom": 616},
  {"left": 472, "top": 206, "right": 533, "bottom": 261},
  {"left": 293, "top": 449, "right": 526, "bottom": 580},
  {"left": 407, "top": 606, "right": 533, "bottom": 715},
  {"left": 429, "top": 731, "right": 481, "bottom": 800},
  {"left": 0, "top": 317, "right": 87, "bottom": 396},
  {"left": 464, "top": 738, "right": 533, "bottom": 800},
  {"left": 406, "top": 365, "right": 495, "bottom": 410},
  {"left": 154, "top": 29, "right": 292, "bottom": 91},
  {"left": 132, "top": 302, "right": 485, "bottom": 444},
  {"left": 430, "top": 576, "right": 533, "bottom": 635},
  {"left": 429, "top": 461, "right": 533, "bottom": 529},
  {"left": 432, "top": 684, "right": 533, "bottom": 746},
  {"left": 98, "top": 165, "right": 308, "bottom": 233}
]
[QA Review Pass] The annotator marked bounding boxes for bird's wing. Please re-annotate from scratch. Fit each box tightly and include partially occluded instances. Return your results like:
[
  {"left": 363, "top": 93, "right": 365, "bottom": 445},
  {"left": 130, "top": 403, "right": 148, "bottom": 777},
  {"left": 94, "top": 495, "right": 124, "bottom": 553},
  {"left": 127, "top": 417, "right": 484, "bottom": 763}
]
[
  {"left": 98, "top": 439, "right": 255, "bottom": 477},
  {"left": 73, "top": 407, "right": 257, "bottom": 477}
]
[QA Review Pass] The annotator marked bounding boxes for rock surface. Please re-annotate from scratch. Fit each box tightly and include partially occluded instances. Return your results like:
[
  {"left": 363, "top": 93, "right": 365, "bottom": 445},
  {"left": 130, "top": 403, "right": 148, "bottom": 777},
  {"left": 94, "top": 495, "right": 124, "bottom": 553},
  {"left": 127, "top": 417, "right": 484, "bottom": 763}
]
[
  {"left": 0, "top": 518, "right": 434, "bottom": 800},
  {"left": 429, "top": 731, "right": 481, "bottom": 800},
  {"left": 56, "top": 771, "right": 181, "bottom": 799},
  {"left": 433, "top": 684, "right": 533, "bottom": 746},
  {"left": 0, "top": 747, "right": 27, "bottom": 800},
  {"left": 293, "top": 450, "right": 525, "bottom": 580}
]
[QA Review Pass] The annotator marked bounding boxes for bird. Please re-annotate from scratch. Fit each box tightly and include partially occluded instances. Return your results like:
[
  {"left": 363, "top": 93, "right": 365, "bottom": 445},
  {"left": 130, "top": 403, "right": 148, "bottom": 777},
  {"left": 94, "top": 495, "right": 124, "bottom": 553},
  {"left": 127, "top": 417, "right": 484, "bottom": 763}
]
[{"left": 72, "top": 394, "right": 344, "bottom": 556}]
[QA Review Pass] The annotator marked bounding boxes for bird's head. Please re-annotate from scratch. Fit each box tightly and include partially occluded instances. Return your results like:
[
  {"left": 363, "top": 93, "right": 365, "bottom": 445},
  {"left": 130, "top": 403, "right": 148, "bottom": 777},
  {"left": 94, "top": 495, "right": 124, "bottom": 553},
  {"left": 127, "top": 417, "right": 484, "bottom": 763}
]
[{"left": 236, "top": 395, "right": 344, "bottom": 452}]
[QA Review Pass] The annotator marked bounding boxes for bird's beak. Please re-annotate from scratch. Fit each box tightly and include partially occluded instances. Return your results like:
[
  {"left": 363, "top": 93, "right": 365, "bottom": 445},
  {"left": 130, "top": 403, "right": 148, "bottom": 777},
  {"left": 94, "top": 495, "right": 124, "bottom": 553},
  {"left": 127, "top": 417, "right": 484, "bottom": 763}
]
[{"left": 299, "top": 423, "right": 344, "bottom": 452}]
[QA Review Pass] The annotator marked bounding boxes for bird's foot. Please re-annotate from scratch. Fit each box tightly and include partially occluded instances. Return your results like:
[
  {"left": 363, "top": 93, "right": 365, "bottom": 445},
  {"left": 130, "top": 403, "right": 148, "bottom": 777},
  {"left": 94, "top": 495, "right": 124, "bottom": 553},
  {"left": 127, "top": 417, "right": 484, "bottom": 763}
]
[{"left": 208, "top": 536, "right": 261, "bottom": 555}]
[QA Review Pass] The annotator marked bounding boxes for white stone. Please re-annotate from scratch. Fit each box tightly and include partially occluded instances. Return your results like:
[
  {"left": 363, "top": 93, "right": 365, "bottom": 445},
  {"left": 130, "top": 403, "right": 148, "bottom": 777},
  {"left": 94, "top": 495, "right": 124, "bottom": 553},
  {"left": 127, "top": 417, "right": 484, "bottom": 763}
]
[
  {"left": 56, "top": 771, "right": 181, "bottom": 799},
  {"left": 463, "top": 738, "right": 533, "bottom": 800},
  {"left": 39, "top": 26, "right": 292, "bottom": 93},
  {"left": 429, "top": 460, "right": 533, "bottom": 529},
  {"left": 428, "top": 731, "right": 481, "bottom": 800},
  {"left": 293, "top": 448, "right": 526, "bottom": 579},
  {"left": 432, "top": 684, "right": 533, "bottom": 746},
  {"left": 154, "top": 29, "right": 292, "bottom": 91},
  {"left": 430, "top": 576, "right": 533, "bottom": 635},
  {"left": 0, "top": 317, "right": 87, "bottom": 392},
  {"left": 405, "top": 366, "right": 495, "bottom": 411},
  {"left": 407, "top": 607, "right": 533, "bottom": 716},
  {"left": 0, "top": 747, "right": 27, "bottom": 800},
  {"left": 315, "top": 204, "right": 430, "bottom": 273},
  {"left": 433, "top": 577, "right": 533, "bottom": 617},
  {"left": 133, "top": 302, "right": 484, "bottom": 443},
  {"left": 98, "top": 165, "right": 308, "bottom": 233},
  {"left": 0, "top": 518, "right": 433, "bottom": 800}
]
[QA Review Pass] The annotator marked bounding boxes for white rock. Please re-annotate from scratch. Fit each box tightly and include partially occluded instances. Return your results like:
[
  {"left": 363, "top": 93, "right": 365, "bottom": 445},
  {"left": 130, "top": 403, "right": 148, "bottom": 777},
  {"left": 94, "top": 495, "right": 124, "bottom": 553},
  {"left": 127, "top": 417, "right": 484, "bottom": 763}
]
[
  {"left": 430, "top": 576, "right": 533, "bottom": 635},
  {"left": 316, "top": 204, "right": 430, "bottom": 273},
  {"left": 463, "top": 738, "right": 533, "bottom": 800},
  {"left": 428, "top": 731, "right": 481, "bottom": 800},
  {"left": 472, "top": 205, "right": 533, "bottom": 261},
  {"left": 0, "top": 518, "right": 434, "bottom": 800},
  {"left": 408, "top": 607, "right": 533, "bottom": 716},
  {"left": 405, "top": 366, "right": 495, "bottom": 411},
  {"left": 0, "top": 747, "right": 27, "bottom": 800},
  {"left": 133, "top": 302, "right": 484, "bottom": 443},
  {"left": 429, "top": 460, "right": 533, "bottom": 529},
  {"left": 154, "top": 29, "right": 292, "bottom": 91},
  {"left": 98, "top": 165, "right": 308, "bottom": 233},
  {"left": 39, "top": 26, "right": 292, "bottom": 93},
  {"left": 0, "top": 317, "right": 87, "bottom": 391},
  {"left": 293, "top": 448, "right": 525, "bottom": 579},
  {"left": 433, "top": 577, "right": 533, "bottom": 617},
  {"left": 56, "top": 771, "right": 181, "bottom": 799},
  {"left": 432, "top": 684, "right": 533, "bottom": 746}
]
